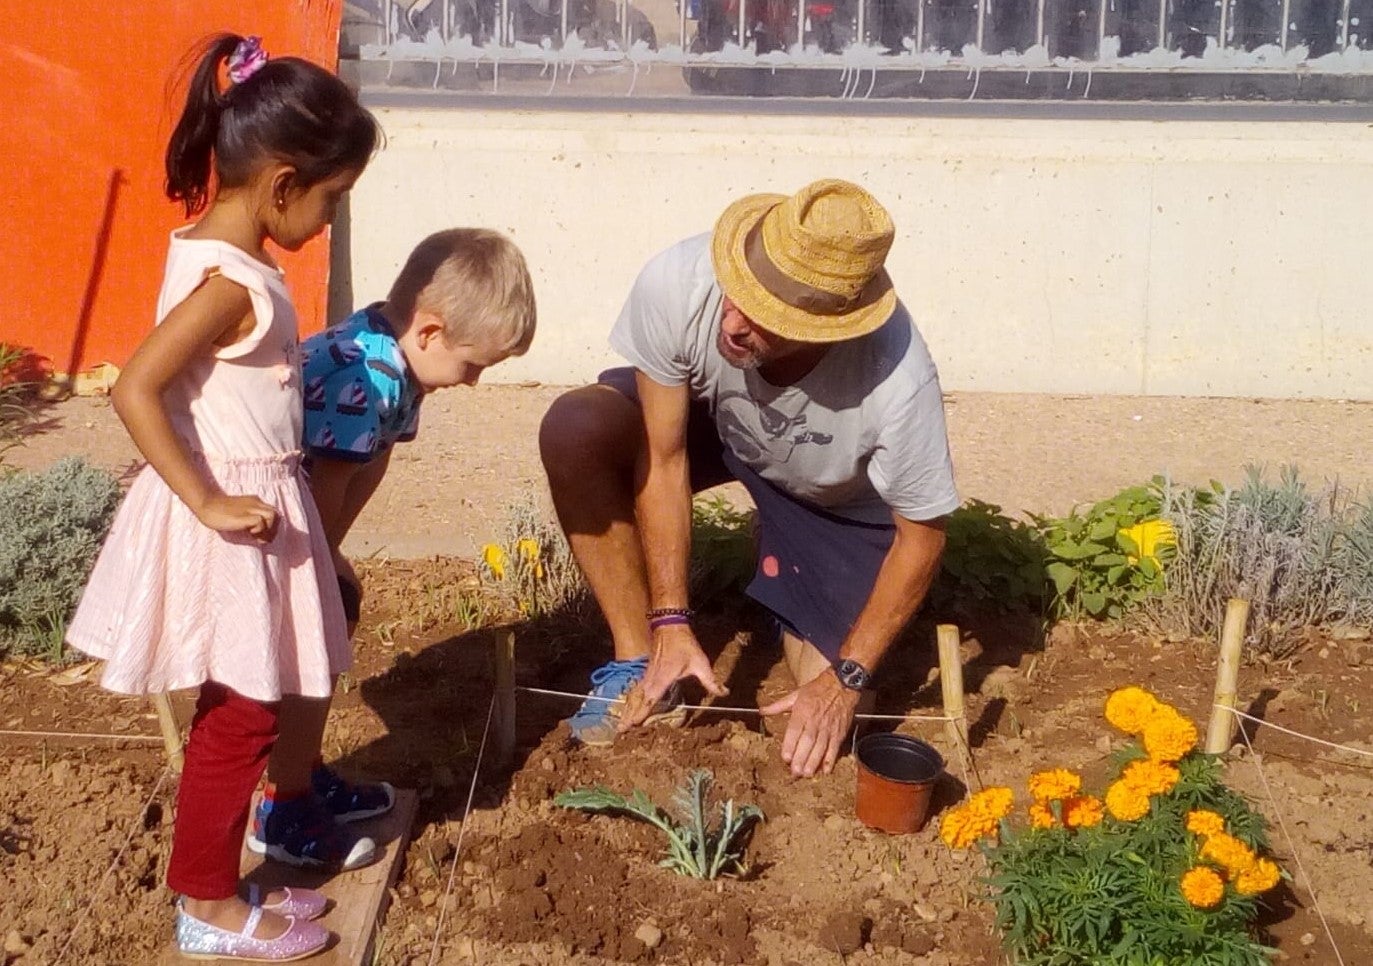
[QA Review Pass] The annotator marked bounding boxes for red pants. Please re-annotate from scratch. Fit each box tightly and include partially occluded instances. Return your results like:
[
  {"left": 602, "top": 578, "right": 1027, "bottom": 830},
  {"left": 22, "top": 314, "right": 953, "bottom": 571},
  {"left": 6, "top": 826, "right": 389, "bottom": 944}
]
[{"left": 166, "top": 682, "right": 279, "bottom": 899}]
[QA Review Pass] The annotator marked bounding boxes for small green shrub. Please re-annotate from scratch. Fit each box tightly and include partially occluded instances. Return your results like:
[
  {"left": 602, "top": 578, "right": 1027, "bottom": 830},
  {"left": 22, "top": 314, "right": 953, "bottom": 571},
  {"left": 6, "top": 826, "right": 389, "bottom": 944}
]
[
  {"left": 556, "top": 769, "right": 763, "bottom": 879},
  {"left": 1032, "top": 483, "right": 1173, "bottom": 621},
  {"left": 1147, "top": 466, "right": 1373, "bottom": 656},
  {"left": 934, "top": 499, "right": 1048, "bottom": 614},
  {"left": 689, "top": 495, "right": 756, "bottom": 605},
  {"left": 0, "top": 457, "right": 123, "bottom": 659}
]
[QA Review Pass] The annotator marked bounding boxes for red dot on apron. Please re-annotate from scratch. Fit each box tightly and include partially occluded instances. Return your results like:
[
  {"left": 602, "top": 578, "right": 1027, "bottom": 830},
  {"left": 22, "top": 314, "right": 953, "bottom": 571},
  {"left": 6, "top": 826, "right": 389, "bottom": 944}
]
[{"left": 762, "top": 555, "right": 780, "bottom": 578}]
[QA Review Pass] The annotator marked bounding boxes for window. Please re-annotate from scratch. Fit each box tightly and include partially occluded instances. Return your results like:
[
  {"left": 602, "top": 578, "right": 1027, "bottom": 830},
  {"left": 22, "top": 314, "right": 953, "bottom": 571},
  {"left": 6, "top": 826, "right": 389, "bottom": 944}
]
[{"left": 344, "top": 0, "right": 1373, "bottom": 99}]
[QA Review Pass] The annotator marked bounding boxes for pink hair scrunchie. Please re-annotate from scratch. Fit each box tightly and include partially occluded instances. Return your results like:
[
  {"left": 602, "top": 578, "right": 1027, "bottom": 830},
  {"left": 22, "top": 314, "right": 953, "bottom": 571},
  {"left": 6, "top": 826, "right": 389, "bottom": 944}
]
[{"left": 227, "top": 36, "right": 269, "bottom": 85}]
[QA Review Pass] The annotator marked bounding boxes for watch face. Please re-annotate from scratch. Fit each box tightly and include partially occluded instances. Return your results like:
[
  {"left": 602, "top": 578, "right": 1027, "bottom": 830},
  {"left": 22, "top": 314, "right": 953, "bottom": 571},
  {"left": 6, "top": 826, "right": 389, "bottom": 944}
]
[{"left": 837, "top": 659, "right": 869, "bottom": 690}]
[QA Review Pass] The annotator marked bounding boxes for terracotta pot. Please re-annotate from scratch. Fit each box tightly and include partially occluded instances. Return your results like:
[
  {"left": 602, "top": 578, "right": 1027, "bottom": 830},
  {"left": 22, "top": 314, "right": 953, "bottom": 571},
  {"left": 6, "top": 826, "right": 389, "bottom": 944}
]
[{"left": 854, "top": 733, "right": 944, "bottom": 834}]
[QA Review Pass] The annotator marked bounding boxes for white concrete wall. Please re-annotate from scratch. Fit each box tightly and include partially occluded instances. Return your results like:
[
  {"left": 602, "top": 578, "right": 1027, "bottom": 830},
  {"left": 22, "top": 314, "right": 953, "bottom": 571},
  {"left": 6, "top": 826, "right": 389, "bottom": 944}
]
[{"left": 341, "top": 106, "right": 1373, "bottom": 399}]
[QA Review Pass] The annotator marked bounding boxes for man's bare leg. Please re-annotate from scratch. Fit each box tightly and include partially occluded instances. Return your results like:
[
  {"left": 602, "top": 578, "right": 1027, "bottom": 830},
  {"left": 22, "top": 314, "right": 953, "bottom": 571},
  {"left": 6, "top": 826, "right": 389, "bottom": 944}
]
[{"left": 539, "top": 384, "right": 653, "bottom": 661}]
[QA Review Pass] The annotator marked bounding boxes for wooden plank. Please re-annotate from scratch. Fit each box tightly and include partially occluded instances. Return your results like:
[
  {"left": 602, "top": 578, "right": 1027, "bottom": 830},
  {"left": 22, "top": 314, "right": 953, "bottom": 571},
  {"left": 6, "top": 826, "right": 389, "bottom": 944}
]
[{"left": 161, "top": 788, "right": 418, "bottom": 966}]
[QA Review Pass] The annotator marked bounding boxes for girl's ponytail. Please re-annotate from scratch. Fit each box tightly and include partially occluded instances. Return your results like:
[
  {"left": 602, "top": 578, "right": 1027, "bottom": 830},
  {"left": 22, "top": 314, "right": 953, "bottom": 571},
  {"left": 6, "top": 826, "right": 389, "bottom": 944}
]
[{"left": 164, "top": 34, "right": 243, "bottom": 217}]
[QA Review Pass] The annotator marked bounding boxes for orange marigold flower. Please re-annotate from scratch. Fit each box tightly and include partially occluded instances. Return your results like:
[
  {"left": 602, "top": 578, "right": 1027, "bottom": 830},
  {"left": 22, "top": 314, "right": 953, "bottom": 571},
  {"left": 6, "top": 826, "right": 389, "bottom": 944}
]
[
  {"left": 1105, "top": 780, "right": 1151, "bottom": 821},
  {"left": 967, "top": 786, "right": 1016, "bottom": 822},
  {"left": 1235, "top": 857, "right": 1282, "bottom": 896},
  {"left": 1181, "top": 866, "right": 1226, "bottom": 909},
  {"left": 1027, "top": 768, "right": 1082, "bottom": 802},
  {"left": 1201, "top": 832, "right": 1257, "bottom": 876},
  {"left": 1028, "top": 801, "right": 1056, "bottom": 829},
  {"left": 939, "top": 805, "right": 999, "bottom": 849},
  {"left": 1104, "top": 686, "right": 1161, "bottom": 735},
  {"left": 1186, "top": 809, "right": 1227, "bottom": 839},
  {"left": 1062, "top": 795, "right": 1104, "bottom": 828},
  {"left": 1142, "top": 707, "right": 1198, "bottom": 762},
  {"left": 1120, "top": 759, "right": 1181, "bottom": 796}
]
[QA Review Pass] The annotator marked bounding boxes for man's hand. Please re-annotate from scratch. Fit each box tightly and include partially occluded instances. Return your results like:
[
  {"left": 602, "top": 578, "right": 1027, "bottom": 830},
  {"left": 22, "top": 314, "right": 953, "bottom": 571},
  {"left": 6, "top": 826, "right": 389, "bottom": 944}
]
[
  {"left": 760, "top": 670, "right": 861, "bottom": 777},
  {"left": 618, "top": 625, "right": 727, "bottom": 731}
]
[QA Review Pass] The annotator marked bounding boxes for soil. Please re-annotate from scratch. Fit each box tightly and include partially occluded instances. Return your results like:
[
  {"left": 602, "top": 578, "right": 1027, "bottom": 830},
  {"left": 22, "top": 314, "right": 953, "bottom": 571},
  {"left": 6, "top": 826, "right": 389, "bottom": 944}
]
[{"left": 5, "top": 388, "right": 1373, "bottom": 965}]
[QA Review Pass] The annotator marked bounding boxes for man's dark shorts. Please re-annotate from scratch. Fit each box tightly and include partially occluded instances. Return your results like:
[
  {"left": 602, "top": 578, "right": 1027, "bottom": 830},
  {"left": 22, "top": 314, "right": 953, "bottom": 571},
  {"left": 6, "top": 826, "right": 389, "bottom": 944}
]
[{"left": 598, "top": 367, "right": 896, "bottom": 662}]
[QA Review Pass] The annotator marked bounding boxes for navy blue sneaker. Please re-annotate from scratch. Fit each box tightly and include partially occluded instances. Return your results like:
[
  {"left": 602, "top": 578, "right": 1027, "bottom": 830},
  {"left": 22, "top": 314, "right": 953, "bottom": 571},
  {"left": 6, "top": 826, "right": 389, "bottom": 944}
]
[
  {"left": 247, "top": 792, "right": 376, "bottom": 870},
  {"left": 312, "top": 764, "right": 395, "bottom": 824},
  {"left": 567, "top": 656, "right": 685, "bottom": 747}
]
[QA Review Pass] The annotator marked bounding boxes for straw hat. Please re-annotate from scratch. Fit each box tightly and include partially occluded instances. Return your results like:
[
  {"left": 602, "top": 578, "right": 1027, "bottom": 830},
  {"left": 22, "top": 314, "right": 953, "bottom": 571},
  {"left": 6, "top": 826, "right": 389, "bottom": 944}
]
[{"left": 711, "top": 179, "right": 897, "bottom": 343}]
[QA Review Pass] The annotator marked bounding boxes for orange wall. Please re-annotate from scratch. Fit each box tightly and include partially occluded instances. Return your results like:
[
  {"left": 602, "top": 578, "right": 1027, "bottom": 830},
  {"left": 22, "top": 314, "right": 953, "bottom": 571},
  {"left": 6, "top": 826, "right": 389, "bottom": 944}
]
[{"left": 0, "top": 3, "right": 343, "bottom": 375}]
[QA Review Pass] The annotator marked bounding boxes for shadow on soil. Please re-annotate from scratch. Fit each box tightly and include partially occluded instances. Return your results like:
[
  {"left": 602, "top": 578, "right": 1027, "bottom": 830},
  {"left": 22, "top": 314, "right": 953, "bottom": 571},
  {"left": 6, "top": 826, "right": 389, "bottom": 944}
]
[{"left": 334, "top": 584, "right": 1045, "bottom": 838}]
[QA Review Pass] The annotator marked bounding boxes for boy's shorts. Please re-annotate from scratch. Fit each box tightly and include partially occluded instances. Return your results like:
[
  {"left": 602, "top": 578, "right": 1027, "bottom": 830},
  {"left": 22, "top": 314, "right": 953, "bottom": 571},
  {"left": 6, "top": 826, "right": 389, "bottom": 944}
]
[{"left": 597, "top": 367, "right": 896, "bottom": 662}]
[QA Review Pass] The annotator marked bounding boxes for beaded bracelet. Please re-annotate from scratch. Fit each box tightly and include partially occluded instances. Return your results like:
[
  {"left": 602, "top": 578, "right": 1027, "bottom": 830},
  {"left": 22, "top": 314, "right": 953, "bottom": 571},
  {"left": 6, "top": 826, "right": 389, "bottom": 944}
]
[{"left": 646, "top": 607, "right": 694, "bottom": 620}]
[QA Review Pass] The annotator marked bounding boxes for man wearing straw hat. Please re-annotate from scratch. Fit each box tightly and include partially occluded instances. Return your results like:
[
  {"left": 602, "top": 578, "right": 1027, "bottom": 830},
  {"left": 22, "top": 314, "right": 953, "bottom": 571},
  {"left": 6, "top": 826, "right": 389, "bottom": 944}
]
[{"left": 540, "top": 178, "right": 959, "bottom": 777}]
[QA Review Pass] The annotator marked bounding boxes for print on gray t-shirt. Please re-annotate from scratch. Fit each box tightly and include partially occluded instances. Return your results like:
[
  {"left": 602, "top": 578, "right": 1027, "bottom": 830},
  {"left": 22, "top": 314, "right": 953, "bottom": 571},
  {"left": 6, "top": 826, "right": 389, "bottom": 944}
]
[{"left": 609, "top": 233, "right": 960, "bottom": 526}]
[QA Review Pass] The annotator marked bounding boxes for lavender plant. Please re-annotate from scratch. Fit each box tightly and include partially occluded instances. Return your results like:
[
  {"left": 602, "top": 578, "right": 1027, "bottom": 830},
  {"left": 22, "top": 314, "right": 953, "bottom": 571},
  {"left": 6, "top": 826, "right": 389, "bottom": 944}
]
[{"left": 0, "top": 457, "right": 122, "bottom": 659}]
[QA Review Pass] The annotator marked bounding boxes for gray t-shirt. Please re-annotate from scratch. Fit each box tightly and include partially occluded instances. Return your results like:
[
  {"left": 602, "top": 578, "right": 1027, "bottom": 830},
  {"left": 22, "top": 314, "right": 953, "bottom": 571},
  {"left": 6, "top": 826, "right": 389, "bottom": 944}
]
[{"left": 609, "top": 233, "right": 959, "bottom": 526}]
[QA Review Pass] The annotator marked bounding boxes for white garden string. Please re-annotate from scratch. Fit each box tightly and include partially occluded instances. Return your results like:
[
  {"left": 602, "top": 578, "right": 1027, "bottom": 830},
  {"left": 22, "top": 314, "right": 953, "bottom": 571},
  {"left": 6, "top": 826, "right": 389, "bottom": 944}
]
[
  {"left": 53, "top": 763, "right": 172, "bottom": 966},
  {"left": 427, "top": 689, "right": 498, "bottom": 966},
  {"left": 1220, "top": 705, "right": 1373, "bottom": 761},
  {"left": 1218, "top": 703, "right": 1346, "bottom": 966},
  {"left": 515, "top": 685, "right": 959, "bottom": 723},
  {"left": 0, "top": 728, "right": 163, "bottom": 743},
  {"left": 517, "top": 684, "right": 980, "bottom": 791}
]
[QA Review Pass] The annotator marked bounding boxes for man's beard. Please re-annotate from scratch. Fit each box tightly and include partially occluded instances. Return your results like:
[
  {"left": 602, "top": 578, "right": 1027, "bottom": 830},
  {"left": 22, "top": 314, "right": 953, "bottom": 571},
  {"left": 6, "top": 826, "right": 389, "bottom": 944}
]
[{"left": 716, "top": 327, "right": 767, "bottom": 370}]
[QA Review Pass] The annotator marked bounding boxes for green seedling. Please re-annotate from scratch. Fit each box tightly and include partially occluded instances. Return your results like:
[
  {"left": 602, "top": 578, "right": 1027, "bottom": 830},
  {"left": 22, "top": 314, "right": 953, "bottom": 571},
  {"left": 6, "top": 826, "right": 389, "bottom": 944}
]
[{"left": 555, "top": 769, "right": 762, "bottom": 880}]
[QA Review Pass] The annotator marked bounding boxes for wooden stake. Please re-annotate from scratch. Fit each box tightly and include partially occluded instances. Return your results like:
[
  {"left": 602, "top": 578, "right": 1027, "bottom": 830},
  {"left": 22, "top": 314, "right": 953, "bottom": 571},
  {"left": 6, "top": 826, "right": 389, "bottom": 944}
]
[
  {"left": 1205, "top": 598, "right": 1250, "bottom": 755},
  {"left": 936, "top": 624, "right": 971, "bottom": 775},
  {"left": 493, "top": 629, "right": 516, "bottom": 767},
  {"left": 151, "top": 693, "right": 183, "bottom": 773}
]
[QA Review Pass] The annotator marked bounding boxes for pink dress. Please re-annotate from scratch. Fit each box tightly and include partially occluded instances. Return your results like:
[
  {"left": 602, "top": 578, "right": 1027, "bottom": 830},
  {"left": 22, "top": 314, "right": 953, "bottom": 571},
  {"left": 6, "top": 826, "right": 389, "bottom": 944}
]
[{"left": 67, "top": 230, "right": 351, "bottom": 702}]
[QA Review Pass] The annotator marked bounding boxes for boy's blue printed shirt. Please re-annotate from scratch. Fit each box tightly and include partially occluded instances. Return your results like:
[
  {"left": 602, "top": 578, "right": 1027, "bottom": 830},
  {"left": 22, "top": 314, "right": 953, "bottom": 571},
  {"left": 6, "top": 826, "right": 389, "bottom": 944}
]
[{"left": 300, "top": 305, "right": 422, "bottom": 463}]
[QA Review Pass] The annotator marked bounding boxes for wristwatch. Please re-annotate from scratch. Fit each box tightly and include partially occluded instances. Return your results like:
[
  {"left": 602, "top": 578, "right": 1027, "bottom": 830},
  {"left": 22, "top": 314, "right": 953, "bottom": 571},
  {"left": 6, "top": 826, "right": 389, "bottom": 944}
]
[{"left": 833, "top": 658, "right": 871, "bottom": 692}]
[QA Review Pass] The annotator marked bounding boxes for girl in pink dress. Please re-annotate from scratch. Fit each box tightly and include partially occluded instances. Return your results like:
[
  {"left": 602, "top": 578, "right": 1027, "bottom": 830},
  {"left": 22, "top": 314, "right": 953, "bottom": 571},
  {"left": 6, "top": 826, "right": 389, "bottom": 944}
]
[{"left": 66, "top": 34, "right": 378, "bottom": 962}]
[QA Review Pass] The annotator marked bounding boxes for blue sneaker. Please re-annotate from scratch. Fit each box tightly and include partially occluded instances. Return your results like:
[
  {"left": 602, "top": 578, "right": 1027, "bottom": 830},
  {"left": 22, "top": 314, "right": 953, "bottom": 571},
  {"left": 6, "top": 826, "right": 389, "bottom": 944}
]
[
  {"left": 246, "top": 792, "right": 377, "bottom": 871},
  {"left": 312, "top": 763, "right": 395, "bottom": 824},
  {"left": 567, "top": 656, "right": 686, "bottom": 747}
]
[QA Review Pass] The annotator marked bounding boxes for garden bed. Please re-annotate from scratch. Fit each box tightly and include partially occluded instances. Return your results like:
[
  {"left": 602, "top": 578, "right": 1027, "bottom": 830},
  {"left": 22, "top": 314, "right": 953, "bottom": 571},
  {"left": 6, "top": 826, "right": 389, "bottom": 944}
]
[{"left": 4, "top": 557, "right": 1373, "bottom": 964}]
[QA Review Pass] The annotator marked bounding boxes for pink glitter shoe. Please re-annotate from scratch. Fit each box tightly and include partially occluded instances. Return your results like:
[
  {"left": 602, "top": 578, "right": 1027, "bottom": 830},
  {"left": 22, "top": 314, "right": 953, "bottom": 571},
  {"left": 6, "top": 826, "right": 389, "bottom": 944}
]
[
  {"left": 244, "top": 883, "right": 329, "bottom": 921},
  {"left": 175, "top": 902, "right": 330, "bottom": 961}
]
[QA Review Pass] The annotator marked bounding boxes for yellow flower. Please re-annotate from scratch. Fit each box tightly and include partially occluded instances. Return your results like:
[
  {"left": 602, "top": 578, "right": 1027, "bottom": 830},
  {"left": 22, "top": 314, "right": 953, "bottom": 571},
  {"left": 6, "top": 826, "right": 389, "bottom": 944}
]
[
  {"left": 1201, "top": 832, "right": 1257, "bottom": 876},
  {"left": 1235, "top": 858, "right": 1282, "bottom": 896},
  {"left": 1062, "top": 795, "right": 1104, "bottom": 829},
  {"left": 1186, "top": 810, "right": 1227, "bottom": 839},
  {"left": 1104, "top": 686, "right": 1162, "bottom": 735},
  {"left": 967, "top": 786, "right": 1016, "bottom": 822},
  {"left": 1142, "top": 707, "right": 1198, "bottom": 762},
  {"left": 1027, "top": 768, "right": 1082, "bottom": 802},
  {"left": 1105, "top": 780, "right": 1151, "bottom": 821},
  {"left": 939, "top": 806, "right": 999, "bottom": 849},
  {"left": 1120, "top": 759, "right": 1180, "bottom": 796},
  {"left": 940, "top": 787, "right": 1015, "bottom": 849},
  {"left": 1119, "top": 518, "right": 1175, "bottom": 566},
  {"left": 1028, "top": 801, "right": 1056, "bottom": 829},
  {"left": 1180, "top": 866, "right": 1226, "bottom": 909},
  {"left": 516, "top": 538, "right": 545, "bottom": 578},
  {"left": 481, "top": 544, "right": 507, "bottom": 580}
]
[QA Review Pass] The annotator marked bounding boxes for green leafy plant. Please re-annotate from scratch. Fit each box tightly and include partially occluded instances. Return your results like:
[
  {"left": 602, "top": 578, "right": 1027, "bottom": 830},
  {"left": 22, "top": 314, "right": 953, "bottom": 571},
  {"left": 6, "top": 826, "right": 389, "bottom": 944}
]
[
  {"left": 934, "top": 499, "right": 1048, "bottom": 614},
  {"left": 0, "top": 457, "right": 123, "bottom": 659},
  {"left": 689, "top": 495, "right": 756, "bottom": 604},
  {"left": 1033, "top": 483, "right": 1173, "bottom": 621},
  {"left": 555, "top": 769, "right": 763, "bottom": 879},
  {"left": 941, "top": 687, "right": 1282, "bottom": 965}
]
